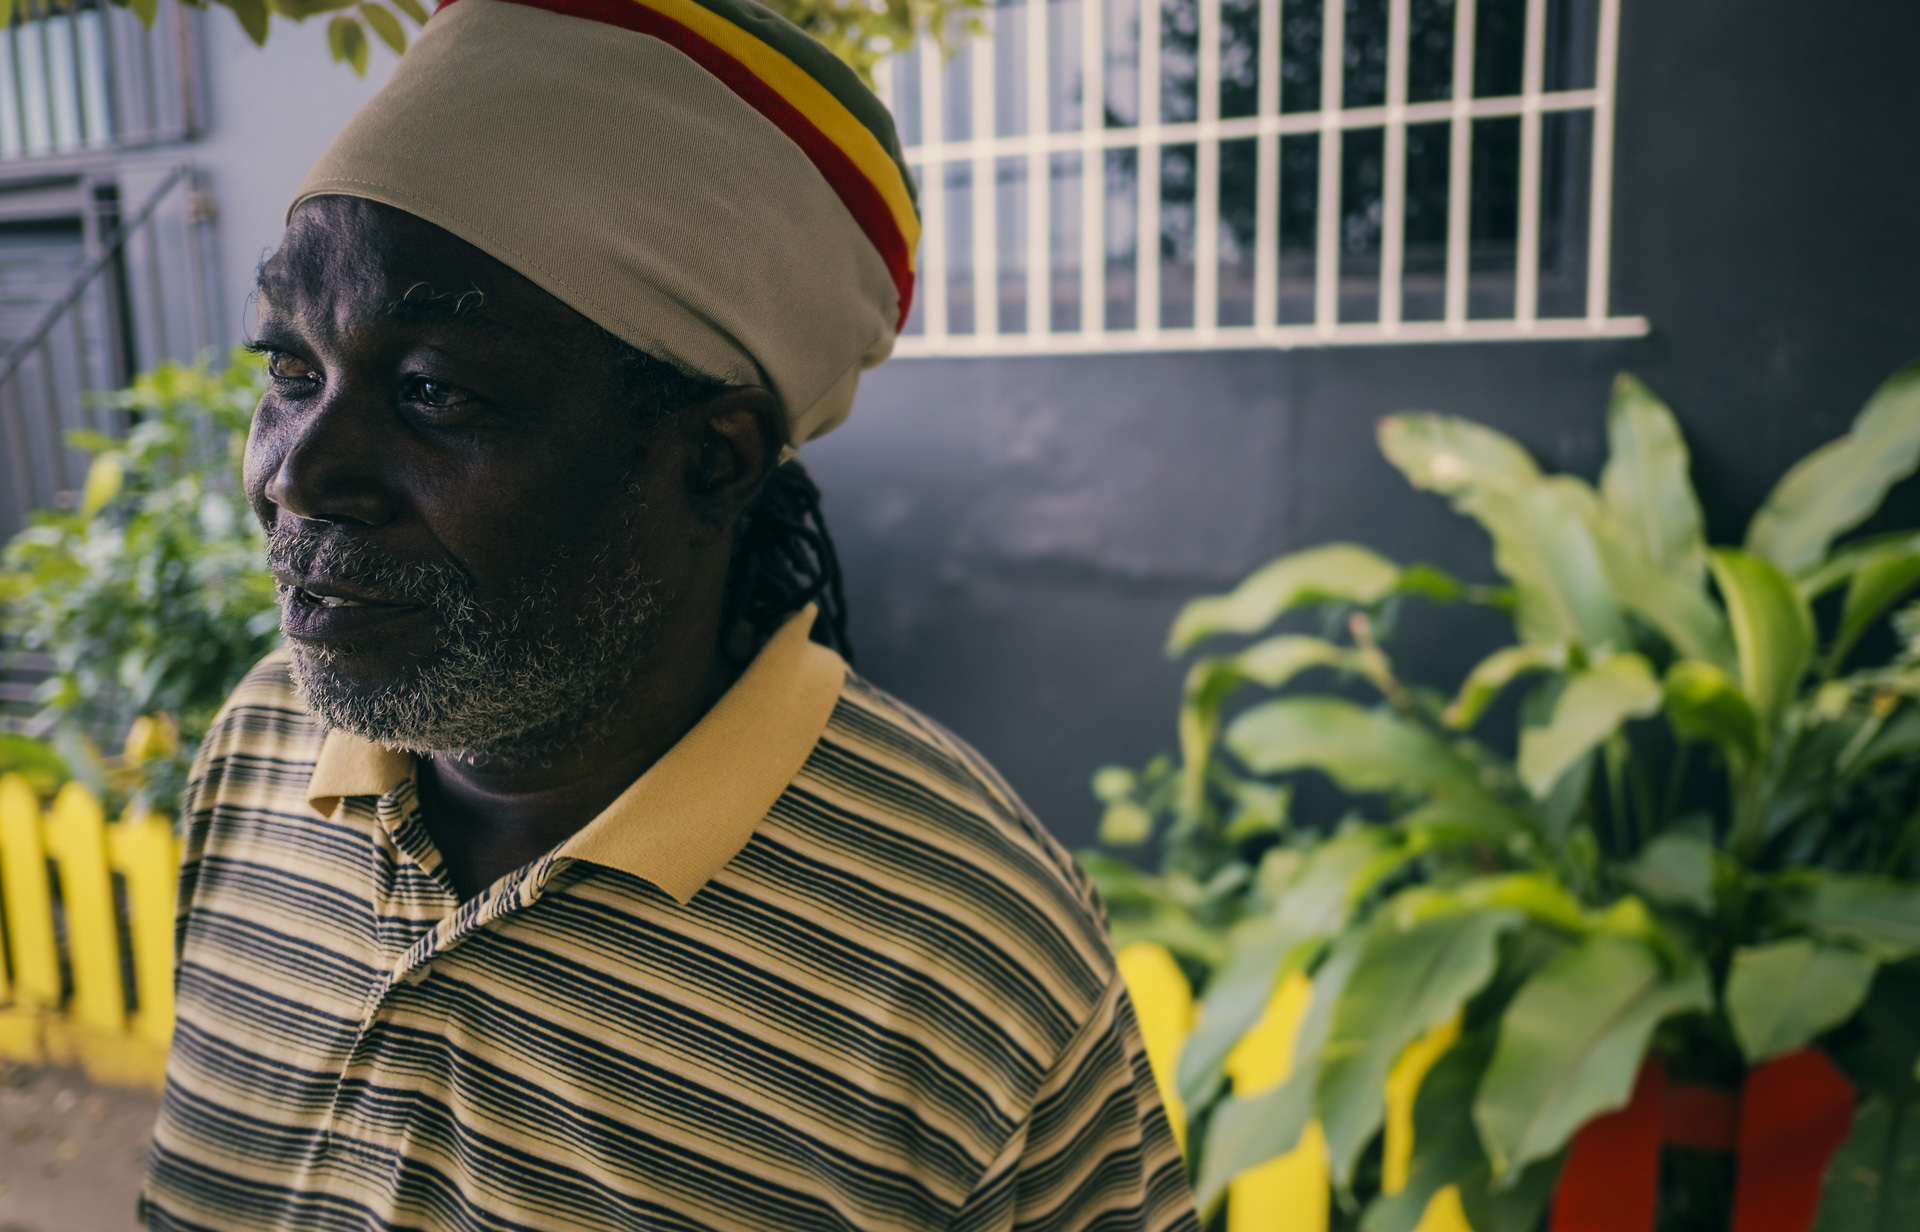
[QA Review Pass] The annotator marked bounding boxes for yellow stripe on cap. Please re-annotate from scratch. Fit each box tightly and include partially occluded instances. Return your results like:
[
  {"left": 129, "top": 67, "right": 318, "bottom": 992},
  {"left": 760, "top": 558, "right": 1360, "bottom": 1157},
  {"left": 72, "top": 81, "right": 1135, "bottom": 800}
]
[{"left": 635, "top": 0, "right": 919, "bottom": 264}]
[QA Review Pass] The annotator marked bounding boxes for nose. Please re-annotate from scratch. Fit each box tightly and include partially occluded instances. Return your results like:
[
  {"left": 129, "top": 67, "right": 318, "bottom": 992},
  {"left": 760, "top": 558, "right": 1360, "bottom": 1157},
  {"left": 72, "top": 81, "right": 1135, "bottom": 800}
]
[{"left": 251, "top": 385, "right": 400, "bottom": 529}]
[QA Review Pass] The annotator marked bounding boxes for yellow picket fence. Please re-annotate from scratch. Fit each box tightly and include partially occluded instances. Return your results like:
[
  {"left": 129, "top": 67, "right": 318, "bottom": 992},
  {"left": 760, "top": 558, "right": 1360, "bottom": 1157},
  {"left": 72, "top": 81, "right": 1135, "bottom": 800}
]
[
  {"left": 0, "top": 772, "right": 180, "bottom": 1089},
  {"left": 1118, "top": 941, "right": 1473, "bottom": 1232}
]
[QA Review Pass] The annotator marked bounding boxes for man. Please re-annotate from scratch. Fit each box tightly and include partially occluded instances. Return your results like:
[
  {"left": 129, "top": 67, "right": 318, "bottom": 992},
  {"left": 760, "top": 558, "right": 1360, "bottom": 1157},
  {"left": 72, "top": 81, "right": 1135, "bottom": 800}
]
[{"left": 141, "top": 0, "right": 1195, "bottom": 1228}]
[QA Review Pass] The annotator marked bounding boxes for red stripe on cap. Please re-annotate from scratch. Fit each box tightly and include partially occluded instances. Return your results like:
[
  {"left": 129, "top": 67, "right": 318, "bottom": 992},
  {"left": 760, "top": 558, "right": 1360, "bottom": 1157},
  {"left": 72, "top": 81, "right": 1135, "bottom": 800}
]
[{"left": 441, "top": 0, "right": 914, "bottom": 329}]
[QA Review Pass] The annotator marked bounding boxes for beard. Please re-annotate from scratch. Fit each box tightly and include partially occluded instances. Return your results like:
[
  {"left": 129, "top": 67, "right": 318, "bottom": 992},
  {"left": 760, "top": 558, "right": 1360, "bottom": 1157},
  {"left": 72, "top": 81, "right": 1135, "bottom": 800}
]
[{"left": 268, "top": 517, "right": 666, "bottom": 767}]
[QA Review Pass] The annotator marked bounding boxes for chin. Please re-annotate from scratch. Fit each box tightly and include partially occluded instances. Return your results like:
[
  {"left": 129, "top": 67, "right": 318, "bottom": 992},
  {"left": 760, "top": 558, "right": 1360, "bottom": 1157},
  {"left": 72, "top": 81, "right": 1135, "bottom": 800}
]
[
  {"left": 287, "top": 632, "right": 622, "bottom": 763},
  {"left": 288, "top": 642, "right": 436, "bottom": 747}
]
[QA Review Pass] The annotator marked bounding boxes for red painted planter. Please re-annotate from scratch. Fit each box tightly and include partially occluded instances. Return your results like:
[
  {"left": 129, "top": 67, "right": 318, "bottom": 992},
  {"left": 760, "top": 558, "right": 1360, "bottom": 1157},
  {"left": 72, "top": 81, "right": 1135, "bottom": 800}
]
[{"left": 1550, "top": 1051, "right": 1855, "bottom": 1232}]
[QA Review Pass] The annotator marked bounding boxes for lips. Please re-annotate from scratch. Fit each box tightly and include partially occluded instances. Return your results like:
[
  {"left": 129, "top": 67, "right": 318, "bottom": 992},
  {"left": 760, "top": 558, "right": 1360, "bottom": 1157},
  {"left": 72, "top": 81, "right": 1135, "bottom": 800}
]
[{"left": 278, "top": 580, "right": 430, "bottom": 643}]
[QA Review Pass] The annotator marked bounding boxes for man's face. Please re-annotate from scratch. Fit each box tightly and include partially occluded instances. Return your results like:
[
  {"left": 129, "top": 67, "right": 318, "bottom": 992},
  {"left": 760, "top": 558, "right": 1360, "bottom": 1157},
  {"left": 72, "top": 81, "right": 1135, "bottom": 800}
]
[{"left": 246, "top": 197, "right": 717, "bottom": 762}]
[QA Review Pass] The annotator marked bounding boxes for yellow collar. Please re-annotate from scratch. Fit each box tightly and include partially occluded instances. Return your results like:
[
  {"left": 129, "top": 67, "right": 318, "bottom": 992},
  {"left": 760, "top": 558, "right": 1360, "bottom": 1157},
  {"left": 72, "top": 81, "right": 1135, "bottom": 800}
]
[{"left": 306, "top": 606, "right": 847, "bottom": 904}]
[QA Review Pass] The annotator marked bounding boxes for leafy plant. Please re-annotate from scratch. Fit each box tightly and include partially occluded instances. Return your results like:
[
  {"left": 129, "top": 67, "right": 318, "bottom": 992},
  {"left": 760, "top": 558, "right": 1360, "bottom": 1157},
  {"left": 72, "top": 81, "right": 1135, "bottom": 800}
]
[
  {"left": 58, "top": 0, "right": 986, "bottom": 84},
  {"left": 1087, "top": 365, "right": 1920, "bottom": 1229},
  {"left": 0, "top": 350, "right": 277, "bottom": 812}
]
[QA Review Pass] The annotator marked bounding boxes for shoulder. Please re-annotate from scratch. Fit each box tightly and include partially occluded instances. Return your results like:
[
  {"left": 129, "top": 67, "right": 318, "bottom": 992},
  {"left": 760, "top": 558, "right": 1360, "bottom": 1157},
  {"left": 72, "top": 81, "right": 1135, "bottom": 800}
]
[
  {"left": 775, "top": 672, "right": 1116, "bottom": 1027},
  {"left": 180, "top": 647, "right": 326, "bottom": 824}
]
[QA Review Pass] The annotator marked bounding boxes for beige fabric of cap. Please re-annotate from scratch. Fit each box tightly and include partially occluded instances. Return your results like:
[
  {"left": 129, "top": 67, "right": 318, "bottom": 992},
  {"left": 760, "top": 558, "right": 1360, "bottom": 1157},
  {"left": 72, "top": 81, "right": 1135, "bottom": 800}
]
[{"left": 292, "top": 0, "right": 919, "bottom": 449}]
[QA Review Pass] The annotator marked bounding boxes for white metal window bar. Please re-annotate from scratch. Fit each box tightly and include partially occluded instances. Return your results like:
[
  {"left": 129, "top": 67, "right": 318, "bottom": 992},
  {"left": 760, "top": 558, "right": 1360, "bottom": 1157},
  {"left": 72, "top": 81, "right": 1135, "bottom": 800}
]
[
  {"left": 0, "top": 0, "right": 200, "bottom": 164},
  {"left": 878, "top": 0, "right": 1649, "bottom": 356}
]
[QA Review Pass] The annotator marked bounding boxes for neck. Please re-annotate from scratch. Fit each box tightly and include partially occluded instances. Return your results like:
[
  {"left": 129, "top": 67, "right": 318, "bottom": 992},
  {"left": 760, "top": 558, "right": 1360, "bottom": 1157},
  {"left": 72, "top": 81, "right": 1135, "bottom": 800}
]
[{"left": 415, "top": 616, "right": 738, "bottom": 899}]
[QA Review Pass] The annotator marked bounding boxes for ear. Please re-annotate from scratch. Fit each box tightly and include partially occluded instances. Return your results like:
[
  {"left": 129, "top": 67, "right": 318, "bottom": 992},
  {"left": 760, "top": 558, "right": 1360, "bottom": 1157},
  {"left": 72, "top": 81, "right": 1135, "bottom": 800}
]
[{"left": 683, "top": 385, "right": 784, "bottom": 527}]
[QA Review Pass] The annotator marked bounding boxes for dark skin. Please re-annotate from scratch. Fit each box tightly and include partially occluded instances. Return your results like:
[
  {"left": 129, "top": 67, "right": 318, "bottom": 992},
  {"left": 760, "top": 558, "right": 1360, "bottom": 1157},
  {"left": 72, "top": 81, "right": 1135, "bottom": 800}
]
[{"left": 246, "top": 196, "right": 783, "bottom": 899}]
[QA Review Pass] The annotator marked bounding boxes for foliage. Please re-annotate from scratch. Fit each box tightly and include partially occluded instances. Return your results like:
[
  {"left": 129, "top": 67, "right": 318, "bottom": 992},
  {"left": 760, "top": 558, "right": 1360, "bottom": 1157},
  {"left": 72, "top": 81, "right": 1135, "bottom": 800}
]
[
  {"left": 0, "top": 350, "right": 276, "bottom": 812},
  {"left": 61, "top": 0, "right": 985, "bottom": 85},
  {"left": 1086, "top": 364, "right": 1920, "bottom": 1228}
]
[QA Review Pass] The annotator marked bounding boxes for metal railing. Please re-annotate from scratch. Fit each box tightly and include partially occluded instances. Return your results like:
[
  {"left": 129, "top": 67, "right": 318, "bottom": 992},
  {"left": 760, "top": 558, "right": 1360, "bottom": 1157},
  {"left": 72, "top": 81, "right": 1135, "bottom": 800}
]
[
  {"left": 0, "top": 163, "right": 221, "bottom": 540},
  {"left": 879, "top": 0, "right": 1649, "bottom": 356},
  {"left": 0, "top": 0, "right": 201, "bottom": 160}
]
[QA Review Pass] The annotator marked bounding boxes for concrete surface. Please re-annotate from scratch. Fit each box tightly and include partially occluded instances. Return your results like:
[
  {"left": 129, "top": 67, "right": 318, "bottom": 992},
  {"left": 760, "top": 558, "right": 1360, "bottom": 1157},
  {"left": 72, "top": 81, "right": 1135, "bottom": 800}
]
[{"left": 0, "top": 1062, "right": 157, "bottom": 1232}]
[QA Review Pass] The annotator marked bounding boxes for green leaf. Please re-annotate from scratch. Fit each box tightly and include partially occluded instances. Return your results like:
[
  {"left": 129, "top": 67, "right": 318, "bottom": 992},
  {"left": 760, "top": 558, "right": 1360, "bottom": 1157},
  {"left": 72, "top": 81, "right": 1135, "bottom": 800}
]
[
  {"left": 1196, "top": 929, "right": 1367, "bottom": 1211},
  {"left": 1829, "top": 964, "right": 1920, "bottom": 1105},
  {"left": 128, "top": 0, "right": 157, "bottom": 25},
  {"left": 1748, "top": 360, "right": 1920, "bottom": 576},
  {"left": 1710, "top": 549, "right": 1815, "bottom": 732},
  {"left": 389, "top": 0, "right": 429, "bottom": 22},
  {"left": 1725, "top": 939, "right": 1876, "bottom": 1064},
  {"left": 1600, "top": 373, "right": 1708, "bottom": 583},
  {"left": 328, "top": 14, "right": 370, "bottom": 73},
  {"left": 1380, "top": 415, "right": 1627, "bottom": 649},
  {"left": 1229, "top": 696, "right": 1490, "bottom": 802},
  {"left": 1457, "top": 1153, "right": 1566, "bottom": 1232},
  {"left": 1618, "top": 833, "right": 1716, "bottom": 915},
  {"left": 49, "top": 723, "right": 109, "bottom": 798},
  {"left": 1516, "top": 654, "right": 1663, "bottom": 799},
  {"left": 1378, "top": 413, "right": 1542, "bottom": 498},
  {"left": 1317, "top": 909, "right": 1521, "bottom": 1185},
  {"left": 1800, "top": 532, "right": 1920, "bottom": 599},
  {"left": 1090, "top": 765, "right": 1134, "bottom": 802},
  {"left": 1400, "top": 873, "right": 1590, "bottom": 935},
  {"left": 1168, "top": 544, "right": 1402, "bottom": 653},
  {"left": 1663, "top": 658, "right": 1761, "bottom": 760},
  {"left": 359, "top": 2, "right": 406, "bottom": 52},
  {"left": 1397, "top": 800, "right": 1532, "bottom": 848},
  {"left": 1177, "top": 829, "right": 1397, "bottom": 1106},
  {"left": 1810, "top": 1098, "right": 1920, "bottom": 1232},
  {"left": 223, "top": 0, "right": 271, "bottom": 44},
  {"left": 1096, "top": 800, "right": 1153, "bottom": 846},
  {"left": 1474, "top": 934, "right": 1711, "bottom": 1182},
  {"left": 1834, "top": 545, "right": 1920, "bottom": 669},
  {"left": 0, "top": 733, "right": 71, "bottom": 796},
  {"left": 1499, "top": 483, "right": 1636, "bottom": 651},
  {"left": 272, "top": 0, "right": 362, "bottom": 16},
  {"left": 1179, "top": 635, "right": 1354, "bottom": 809},
  {"left": 79, "top": 454, "right": 124, "bottom": 518},
  {"left": 1591, "top": 517, "right": 1738, "bottom": 671},
  {"left": 1174, "top": 924, "right": 1321, "bottom": 1110},
  {"left": 1445, "top": 643, "right": 1567, "bottom": 731},
  {"left": 1801, "top": 876, "right": 1920, "bottom": 961},
  {"left": 1223, "top": 780, "right": 1292, "bottom": 843},
  {"left": 1360, "top": 1041, "right": 1490, "bottom": 1232}
]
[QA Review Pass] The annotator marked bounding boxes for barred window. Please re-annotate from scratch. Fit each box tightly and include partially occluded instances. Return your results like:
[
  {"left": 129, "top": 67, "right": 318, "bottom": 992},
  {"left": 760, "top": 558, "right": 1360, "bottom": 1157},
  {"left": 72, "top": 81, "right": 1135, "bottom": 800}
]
[
  {"left": 0, "top": 0, "right": 199, "bottom": 163},
  {"left": 879, "top": 0, "right": 1646, "bottom": 355}
]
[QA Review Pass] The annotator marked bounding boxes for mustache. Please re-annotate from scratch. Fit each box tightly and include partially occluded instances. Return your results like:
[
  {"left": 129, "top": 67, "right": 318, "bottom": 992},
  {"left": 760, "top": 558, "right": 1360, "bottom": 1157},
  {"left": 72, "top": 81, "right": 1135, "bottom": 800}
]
[{"left": 267, "top": 518, "right": 474, "bottom": 612}]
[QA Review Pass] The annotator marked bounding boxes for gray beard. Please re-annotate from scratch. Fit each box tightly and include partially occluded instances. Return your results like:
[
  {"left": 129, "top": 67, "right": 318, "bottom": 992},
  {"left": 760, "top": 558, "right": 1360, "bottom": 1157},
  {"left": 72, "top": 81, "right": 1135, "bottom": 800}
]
[{"left": 270, "top": 519, "right": 666, "bottom": 767}]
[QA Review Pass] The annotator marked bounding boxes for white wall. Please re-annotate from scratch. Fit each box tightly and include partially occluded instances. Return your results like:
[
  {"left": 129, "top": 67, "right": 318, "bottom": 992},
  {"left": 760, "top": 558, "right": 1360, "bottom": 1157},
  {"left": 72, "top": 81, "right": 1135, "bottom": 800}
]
[{"left": 184, "top": 14, "right": 397, "bottom": 342}]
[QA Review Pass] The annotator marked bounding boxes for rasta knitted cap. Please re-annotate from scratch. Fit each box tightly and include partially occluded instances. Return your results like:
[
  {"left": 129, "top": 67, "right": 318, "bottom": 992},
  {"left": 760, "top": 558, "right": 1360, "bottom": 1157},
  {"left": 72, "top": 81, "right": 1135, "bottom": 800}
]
[{"left": 293, "top": 0, "right": 919, "bottom": 449}]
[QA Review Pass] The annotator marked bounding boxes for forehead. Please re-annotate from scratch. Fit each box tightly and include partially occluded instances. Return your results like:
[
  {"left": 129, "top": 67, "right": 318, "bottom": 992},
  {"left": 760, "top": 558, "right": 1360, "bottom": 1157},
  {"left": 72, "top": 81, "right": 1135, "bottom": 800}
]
[{"left": 257, "top": 196, "right": 587, "bottom": 341}]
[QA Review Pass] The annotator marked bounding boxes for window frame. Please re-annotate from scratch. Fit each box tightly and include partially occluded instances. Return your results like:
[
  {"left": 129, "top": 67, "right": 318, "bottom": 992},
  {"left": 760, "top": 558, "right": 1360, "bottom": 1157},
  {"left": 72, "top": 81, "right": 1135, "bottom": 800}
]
[{"left": 879, "top": 0, "right": 1647, "bottom": 356}]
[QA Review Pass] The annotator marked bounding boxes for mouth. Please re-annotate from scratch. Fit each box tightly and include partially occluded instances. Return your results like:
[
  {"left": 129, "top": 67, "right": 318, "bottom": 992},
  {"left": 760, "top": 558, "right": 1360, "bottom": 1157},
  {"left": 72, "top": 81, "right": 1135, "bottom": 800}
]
[
  {"left": 291, "top": 585, "right": 387, "bottom": 609},
  {"left": 277, "top": 576, "right": 431, "bottom": 643}
]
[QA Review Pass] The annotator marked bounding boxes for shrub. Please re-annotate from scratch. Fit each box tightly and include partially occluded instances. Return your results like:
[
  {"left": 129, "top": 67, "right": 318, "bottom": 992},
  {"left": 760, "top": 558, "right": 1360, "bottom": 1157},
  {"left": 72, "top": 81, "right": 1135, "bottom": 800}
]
[
  {"left": 0, "top": 350, "right": 275, "bottom": 810},
  {"left": 1088, "top": 364, "right": 1920, "bottom": 1227}
]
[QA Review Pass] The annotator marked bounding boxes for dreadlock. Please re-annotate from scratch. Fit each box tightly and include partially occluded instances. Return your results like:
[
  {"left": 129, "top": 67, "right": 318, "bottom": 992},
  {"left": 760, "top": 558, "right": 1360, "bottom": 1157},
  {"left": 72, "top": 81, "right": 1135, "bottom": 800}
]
[
  {"left": 722, "top": 460, "right": 853, "bottom": 663},
  {"left": 601, "top": 330, "right": 855, "bottom": 665}
]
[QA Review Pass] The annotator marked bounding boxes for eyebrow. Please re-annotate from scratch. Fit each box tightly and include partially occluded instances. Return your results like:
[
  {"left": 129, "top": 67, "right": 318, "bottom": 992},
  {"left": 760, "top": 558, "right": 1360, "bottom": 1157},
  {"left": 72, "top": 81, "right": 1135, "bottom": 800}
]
[
  {"left": 380, "top": 283, "right": 511, "bottom": 329},
  {"left": 249, "top": 276, "right": 521, "bottom": 337}
]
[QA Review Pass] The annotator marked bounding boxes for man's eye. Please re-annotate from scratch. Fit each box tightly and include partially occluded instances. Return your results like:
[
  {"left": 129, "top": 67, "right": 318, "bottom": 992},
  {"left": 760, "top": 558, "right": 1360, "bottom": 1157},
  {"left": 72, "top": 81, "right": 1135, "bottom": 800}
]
[
  {"left": 267, "top": 352, "right": 316, "bottom": 382},
  {"left": 409, "top": 378, "right": 467, "bottom": 409}
]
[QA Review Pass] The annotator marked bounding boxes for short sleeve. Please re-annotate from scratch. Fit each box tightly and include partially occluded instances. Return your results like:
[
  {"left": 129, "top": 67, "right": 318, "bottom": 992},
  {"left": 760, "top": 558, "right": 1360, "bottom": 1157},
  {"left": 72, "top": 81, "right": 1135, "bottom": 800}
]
[{"left": 951, "top": 976, "right": 1199, "bottom": 1232}]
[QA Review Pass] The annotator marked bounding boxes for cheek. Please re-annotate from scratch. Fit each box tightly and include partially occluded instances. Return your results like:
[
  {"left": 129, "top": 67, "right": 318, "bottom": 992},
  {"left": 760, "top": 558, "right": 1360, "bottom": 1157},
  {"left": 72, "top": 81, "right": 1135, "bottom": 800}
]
[{"left": 419, "top": 450, "right": 659, "bottom": 598}]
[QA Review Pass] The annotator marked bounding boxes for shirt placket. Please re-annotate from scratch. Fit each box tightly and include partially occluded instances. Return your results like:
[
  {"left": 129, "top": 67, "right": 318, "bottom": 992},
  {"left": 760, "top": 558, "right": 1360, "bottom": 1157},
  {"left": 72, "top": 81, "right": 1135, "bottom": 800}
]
[{"left": 312, "top": 783, "right": 574, "bottom": 1157}]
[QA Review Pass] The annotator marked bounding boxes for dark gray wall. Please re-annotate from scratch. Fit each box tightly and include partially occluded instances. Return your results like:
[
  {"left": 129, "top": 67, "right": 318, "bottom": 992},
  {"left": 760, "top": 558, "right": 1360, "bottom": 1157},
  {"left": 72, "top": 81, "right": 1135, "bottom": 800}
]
[{"left": 804, "top": 0, "right": 1920, "bottom": 846}]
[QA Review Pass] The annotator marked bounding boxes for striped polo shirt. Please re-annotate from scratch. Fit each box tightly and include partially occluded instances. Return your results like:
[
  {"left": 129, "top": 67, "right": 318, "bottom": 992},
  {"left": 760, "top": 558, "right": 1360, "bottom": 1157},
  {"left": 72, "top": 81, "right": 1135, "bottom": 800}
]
[{"left": 142, "top": 610, "right": 1196, "bottom": 1231}]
